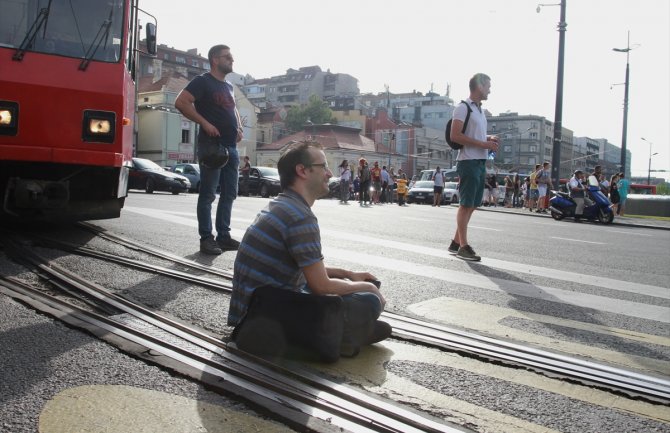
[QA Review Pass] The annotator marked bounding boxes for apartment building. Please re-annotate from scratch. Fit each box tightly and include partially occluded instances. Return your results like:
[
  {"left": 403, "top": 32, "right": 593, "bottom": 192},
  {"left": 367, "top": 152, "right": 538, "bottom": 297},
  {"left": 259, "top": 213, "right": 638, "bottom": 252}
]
[{"left": 241, "top": 66, "right": 359, "bottom": 108}]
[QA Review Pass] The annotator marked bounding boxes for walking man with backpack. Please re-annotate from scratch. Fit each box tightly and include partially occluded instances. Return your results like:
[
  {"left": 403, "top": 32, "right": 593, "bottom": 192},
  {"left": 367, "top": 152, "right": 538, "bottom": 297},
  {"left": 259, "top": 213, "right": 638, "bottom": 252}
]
[{"left": 447, "top": 73, "right": 499, "bottom": 262}]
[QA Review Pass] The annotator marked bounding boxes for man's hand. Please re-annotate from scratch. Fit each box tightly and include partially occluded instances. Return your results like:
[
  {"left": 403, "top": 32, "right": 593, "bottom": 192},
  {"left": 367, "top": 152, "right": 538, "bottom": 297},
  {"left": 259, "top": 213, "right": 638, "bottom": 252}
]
[
  {"left": 486, "top": 138, "right": 499, "bottom": 152},
  {"left": 202, "top": 121, "right": 220, "bottom": 137},
  {"left": 348, "top": 271, "right": 377, "bottom": 282}
]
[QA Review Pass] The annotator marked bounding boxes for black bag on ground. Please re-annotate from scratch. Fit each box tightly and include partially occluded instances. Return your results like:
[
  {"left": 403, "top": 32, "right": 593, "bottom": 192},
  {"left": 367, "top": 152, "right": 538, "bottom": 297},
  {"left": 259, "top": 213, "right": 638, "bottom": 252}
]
[
  {"left": 232, "top": 287, "right": 344, "bottom": 363},
  {"left": 445, "top": 100, "right": 473, "bottom": 150}
]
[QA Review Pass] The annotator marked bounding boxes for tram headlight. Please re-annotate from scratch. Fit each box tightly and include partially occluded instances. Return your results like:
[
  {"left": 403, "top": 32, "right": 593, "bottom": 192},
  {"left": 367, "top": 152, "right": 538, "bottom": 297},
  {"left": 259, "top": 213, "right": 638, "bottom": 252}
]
[
  {"left": 82, "top": 110, "right": 116, "bottom": 143},
  {"left": 0, "top": 101, "right": 18, "bottom": 136},
  {"left": 0, "top": 110, "right": 12, "bottom": 125},
  {"left": 89, "top": 119, "right": 111, "bottom": 134}
]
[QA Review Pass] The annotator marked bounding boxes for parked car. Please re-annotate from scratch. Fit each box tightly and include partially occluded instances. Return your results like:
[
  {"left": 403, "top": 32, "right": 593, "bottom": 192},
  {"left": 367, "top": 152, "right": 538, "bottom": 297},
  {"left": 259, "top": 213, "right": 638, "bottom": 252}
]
[
  {"left": 171, "top": 163, "right": 200, "bottom": 192},
  {"left": 128, "top": 158, "right": 190, "bottom": 194},
  {"left": 239, "top": 166, "right": 281, "bottom": 198},
  {"left": 443, "top": 181, "right": 460, "bottom": 204},
  {"left": 407, "top": 180, "right": 459, "bottom": 205},
  {"left": 407, "top": 181, "right": 436, "bottom": 204}
]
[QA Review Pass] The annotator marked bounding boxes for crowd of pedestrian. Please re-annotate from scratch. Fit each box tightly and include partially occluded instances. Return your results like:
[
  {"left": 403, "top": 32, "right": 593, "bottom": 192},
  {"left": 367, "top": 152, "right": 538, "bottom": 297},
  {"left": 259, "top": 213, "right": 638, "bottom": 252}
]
[{"left": 334, "top": 158, "right": 412, "bottom": 207}]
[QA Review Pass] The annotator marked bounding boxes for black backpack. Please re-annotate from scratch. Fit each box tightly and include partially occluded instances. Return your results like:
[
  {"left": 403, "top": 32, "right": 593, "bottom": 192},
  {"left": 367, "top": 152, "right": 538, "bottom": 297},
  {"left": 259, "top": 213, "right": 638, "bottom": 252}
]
[{"left": 445, "top": 100, "right": 473, "bottom": 150}]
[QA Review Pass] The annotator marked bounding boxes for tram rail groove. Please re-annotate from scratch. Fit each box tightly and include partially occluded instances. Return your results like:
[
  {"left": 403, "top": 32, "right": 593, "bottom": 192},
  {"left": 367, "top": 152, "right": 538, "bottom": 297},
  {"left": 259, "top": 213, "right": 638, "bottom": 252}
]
[
  {"left": 7, "top": 227, "right": 670, "bottom": 404},
  {"left": 0, "top": 239, "right": 465, "bottom": 433}
]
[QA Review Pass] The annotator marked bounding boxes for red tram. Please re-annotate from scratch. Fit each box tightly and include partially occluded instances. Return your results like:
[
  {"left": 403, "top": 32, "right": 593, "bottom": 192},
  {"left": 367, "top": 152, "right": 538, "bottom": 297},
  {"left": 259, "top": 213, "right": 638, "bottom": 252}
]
[{"left": 0, "top": 0, "right": 155, "bottom": 221}]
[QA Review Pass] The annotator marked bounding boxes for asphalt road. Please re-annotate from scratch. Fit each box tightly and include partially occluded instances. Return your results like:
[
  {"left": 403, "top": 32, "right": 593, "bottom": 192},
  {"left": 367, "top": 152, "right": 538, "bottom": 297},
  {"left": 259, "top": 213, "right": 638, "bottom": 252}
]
[{"left": 1, "top": 191, "right": 668, "bottom": 433}]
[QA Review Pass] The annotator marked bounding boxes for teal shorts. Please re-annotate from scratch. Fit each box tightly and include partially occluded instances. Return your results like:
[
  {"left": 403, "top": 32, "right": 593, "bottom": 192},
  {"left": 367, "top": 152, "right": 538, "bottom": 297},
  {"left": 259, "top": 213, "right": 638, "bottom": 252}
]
[{"left": 456, "top": 159, "right": 486, "bottom": 207}]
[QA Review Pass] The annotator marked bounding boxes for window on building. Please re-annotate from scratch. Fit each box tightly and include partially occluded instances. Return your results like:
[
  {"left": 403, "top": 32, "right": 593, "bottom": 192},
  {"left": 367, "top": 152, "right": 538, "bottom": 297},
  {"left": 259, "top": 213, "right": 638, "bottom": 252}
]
[
  {"left": 504, "top": 158, "right": 512, "bottom": 164},
  {"left": 530, "top": 132, "right": 538, "bottom": 139},
  {"left": 530, "top": 145, "right": 537, "bottom": 152},
  {"left": 191, "top": 59, "right": 199, "bottom": 67},
  {"left": 181, "top": 129, "right": 190, "bottom": 143},
  {"left": 528, "top": 157, "right": 536, "bottom": 165},
  {"left": 163, "top": 54, "right": 169, "bottom": 60},
  {"left": 504, "top": 145, "right": 512, "bottom": 153},
  {"left": 175, "top": 56, "right": 186, "bottom": 64}
]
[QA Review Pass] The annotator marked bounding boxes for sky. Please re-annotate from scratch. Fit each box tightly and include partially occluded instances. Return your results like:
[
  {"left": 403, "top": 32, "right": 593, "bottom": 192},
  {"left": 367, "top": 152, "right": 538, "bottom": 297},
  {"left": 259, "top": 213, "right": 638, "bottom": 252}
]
[{"left": 138, "top": 0, "right": 669, "bottom": 181}]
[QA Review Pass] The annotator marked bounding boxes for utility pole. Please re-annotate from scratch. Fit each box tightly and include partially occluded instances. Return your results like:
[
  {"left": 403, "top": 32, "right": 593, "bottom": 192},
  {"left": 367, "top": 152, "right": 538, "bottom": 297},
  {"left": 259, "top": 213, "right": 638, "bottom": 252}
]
[
  {"left": 613, "top": 31, "right": 634, "bottom": 177},
  {"left": 549, "top": 0, "right": 567, "bottom": 187}
]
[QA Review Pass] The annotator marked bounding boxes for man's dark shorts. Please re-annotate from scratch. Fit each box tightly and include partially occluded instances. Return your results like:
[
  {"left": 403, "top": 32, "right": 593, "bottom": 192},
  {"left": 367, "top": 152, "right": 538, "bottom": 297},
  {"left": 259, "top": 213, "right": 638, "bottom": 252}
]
[
  {"left": 457, "top": 159, "right": 486, "bottom": 207},
  {"left": 434, "top": 185, "right": 443, "bottom": 194}
]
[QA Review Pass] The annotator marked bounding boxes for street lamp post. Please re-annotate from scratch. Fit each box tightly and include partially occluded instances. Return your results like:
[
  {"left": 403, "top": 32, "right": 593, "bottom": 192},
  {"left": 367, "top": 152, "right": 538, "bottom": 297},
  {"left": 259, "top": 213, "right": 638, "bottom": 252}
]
[
  {"left": 641, "top": 137, "right": 657, "bottom": 185},
  {"left": 613, "top": 31, "right": 637, "bottom": 177},
  {"left": 537, "top": 1, "right": 567, "bottom": 188}
]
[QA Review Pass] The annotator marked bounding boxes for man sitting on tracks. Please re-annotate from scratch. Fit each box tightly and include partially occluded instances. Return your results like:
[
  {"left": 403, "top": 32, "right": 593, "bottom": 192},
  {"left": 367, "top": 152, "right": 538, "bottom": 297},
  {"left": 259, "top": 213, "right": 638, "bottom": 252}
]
[{"left": 228, "top": 142, "right": 391, "bottom": 361}]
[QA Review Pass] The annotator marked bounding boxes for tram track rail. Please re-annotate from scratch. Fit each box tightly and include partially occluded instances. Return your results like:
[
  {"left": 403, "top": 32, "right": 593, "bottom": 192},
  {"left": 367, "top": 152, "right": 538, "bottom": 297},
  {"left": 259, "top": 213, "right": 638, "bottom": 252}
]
[
  {"left": 5, "top": 224, "right": 670, "bottom": 406},
  {"left": 0, "top": 240, "right": 463, "bottom": 433}
]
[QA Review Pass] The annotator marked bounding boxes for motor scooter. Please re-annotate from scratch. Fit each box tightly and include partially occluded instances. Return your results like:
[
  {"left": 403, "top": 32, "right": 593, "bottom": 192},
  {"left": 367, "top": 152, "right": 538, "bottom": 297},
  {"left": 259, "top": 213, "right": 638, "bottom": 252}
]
[{"left": 548, "top": 177, "right": 614, "bottom": 224}]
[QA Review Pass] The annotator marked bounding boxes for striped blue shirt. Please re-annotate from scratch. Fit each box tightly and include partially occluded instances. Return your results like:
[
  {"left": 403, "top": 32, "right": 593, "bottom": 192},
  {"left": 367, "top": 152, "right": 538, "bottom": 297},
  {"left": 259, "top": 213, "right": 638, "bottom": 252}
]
[{"left": 228, "top": 189, "right": 323, "bottom": 326}]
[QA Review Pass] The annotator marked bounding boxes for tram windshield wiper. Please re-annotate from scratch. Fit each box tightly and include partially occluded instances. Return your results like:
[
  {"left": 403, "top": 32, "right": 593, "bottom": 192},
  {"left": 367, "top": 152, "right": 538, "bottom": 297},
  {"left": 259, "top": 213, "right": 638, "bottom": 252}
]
[
  {"left": 78, "top": 5, "right": 114, "bottom": 71},
  {"left": 12, "top": 0, "right": 53, "bottom": 61}
]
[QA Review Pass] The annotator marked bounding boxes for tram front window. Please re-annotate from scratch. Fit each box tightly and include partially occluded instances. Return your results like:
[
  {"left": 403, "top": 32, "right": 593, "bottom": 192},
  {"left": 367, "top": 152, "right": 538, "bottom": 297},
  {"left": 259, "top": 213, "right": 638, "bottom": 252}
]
[{"left": 0, "top": 0, "right": 124, "bottom": 62}]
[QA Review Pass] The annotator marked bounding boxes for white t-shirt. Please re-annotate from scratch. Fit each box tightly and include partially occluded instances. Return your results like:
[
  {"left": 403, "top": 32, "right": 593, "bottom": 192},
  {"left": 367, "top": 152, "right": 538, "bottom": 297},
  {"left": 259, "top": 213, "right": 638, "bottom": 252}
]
[
  {"left": 339, "top": 166, "right": 351, "bottom": 181},
  {"left": 434, "top": 171, "right": 444, "bottom": 186},
  {"left": 453, "top": 99, "right": 488, "bottom": 161}
]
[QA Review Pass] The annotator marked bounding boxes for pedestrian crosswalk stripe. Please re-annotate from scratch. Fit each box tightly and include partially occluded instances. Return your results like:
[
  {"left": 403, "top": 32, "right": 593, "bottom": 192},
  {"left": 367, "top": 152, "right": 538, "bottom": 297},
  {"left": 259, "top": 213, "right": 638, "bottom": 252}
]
[{"left": 323, "top": 246, "right": 670, "bottom": 323}]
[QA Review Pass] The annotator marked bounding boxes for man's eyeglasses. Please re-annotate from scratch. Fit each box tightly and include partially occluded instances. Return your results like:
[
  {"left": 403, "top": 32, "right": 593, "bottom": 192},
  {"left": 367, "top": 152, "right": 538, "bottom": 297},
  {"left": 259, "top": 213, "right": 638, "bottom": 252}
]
[{"left": 307, "top": 163, "right": 329, "bottom": 170}]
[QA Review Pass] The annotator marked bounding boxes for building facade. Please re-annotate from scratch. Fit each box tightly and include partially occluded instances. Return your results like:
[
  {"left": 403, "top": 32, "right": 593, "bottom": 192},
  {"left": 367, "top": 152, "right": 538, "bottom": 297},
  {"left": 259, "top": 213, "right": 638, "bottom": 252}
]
[{"left": 241, "top": 66, "right": 359, "bottom": 108}]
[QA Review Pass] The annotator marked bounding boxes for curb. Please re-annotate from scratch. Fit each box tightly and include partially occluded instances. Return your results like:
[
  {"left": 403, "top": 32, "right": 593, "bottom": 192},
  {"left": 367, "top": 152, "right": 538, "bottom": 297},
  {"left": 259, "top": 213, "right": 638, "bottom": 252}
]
[{"left": 470, "top": 205, "right": 670, "bottom": 231}]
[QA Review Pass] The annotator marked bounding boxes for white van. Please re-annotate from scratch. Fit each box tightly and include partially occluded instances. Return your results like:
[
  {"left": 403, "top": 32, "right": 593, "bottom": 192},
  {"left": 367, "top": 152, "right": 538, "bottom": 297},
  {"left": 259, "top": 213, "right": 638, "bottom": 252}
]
[{"left": 419, "top": 168, "right": 458, "bottom": 182}]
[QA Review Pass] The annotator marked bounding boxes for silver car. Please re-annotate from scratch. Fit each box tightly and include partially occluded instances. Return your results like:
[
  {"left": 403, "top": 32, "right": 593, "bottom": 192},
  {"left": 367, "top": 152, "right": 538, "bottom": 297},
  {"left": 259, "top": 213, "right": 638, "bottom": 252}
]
[{"left": 442, "top": 181, "right": 460, "bottom": 204}]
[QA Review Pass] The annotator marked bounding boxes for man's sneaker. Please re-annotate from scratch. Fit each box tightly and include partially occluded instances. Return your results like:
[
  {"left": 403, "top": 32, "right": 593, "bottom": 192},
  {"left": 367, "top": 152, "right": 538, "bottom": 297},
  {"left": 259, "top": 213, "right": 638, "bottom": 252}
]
[
  {"left": 200, "top": 237, "right": 222, "bottom": 255},
  {"left": 366, "top": 320, "right": 392, "bottom": 345},
  {"left": 217, "top": 237, "right": 240, "bottom": 251},
  {"left": 447, "top": 240, "right": 460, "bottom": 255},
  {"left": 457, "top": 244, "right": 481, "bottom": 261}
]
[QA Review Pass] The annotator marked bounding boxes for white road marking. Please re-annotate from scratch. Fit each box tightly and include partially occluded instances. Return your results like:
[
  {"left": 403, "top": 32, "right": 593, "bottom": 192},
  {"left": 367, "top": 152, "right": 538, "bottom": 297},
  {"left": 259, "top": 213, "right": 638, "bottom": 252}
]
[
  {"left": 469, "top": 225, "right": 503, "bottom": 231},
  {"left": 549, "top": 237, "right": 606, "bottom": 245},
  {"left": 409, "top": 298, "right": 670, "bottom": 376},
  {"left": 602, "top": 229, "right": 653, "bottom": 237},
  {"left": 122, "top": 206, "right": 670, "bottom": 302},
  {"left": 323, "top": 247, "right": 670, "bottom": 323}
]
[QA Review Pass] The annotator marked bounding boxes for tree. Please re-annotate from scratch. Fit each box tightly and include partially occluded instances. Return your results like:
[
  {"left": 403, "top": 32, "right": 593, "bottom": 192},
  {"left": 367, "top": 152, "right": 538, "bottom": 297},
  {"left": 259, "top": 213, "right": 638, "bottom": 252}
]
[{"left": 284, "top": 95, "right": 336, "bottom": 133}]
